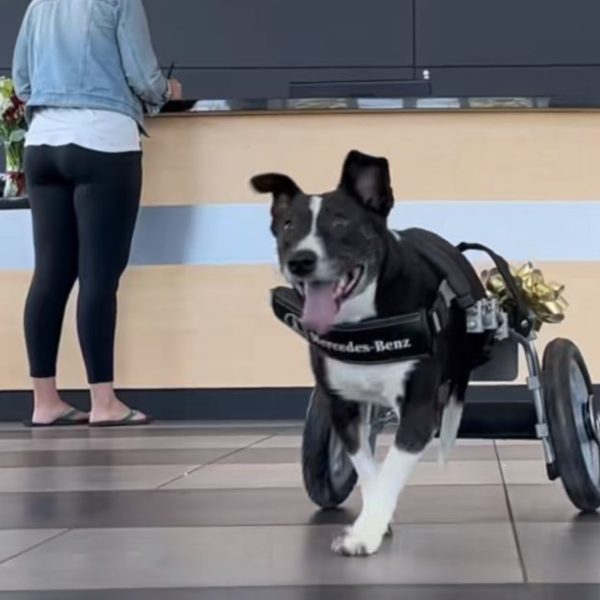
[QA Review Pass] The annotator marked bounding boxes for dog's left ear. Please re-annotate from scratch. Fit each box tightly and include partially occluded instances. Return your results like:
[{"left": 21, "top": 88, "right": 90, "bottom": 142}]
[
  {"left": 250, "top": 173, "right": 302, "bottom": 222},
  {"left": 338, "top": 150, "right": 394, "bottom": 218}
]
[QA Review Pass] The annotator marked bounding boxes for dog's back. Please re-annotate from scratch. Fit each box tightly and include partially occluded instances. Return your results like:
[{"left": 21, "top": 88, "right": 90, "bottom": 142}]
[{"left": 398, "top": 227, "right": 490, "bottom": 391}]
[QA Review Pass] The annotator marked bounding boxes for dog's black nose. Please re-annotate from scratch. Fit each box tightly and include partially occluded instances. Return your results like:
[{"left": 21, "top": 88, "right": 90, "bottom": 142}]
[{"left": 288, "top": 250, "right": 317, "bottom": 276}]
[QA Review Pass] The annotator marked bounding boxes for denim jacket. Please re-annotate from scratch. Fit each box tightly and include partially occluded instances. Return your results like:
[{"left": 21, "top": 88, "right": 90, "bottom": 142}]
[{"left": 12, "top": 0, "right": 169, "bottom": 129}]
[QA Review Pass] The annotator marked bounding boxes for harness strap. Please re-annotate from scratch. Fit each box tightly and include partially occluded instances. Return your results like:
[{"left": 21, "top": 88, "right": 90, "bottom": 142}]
[
  {"left": 457, "top": 241, "right": 532, "bottom": 336},
  {"left": 271, "top": 287, "right": 435, "bottom": 364},
  {"left": 400, "top": 228, "right": 485, "bottom": 309},
  {"left": 430, "top": 279, "right": 456, "bottom": 333}
]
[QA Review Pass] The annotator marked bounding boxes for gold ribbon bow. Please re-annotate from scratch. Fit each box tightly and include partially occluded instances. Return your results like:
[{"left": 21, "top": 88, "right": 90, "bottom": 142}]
[{"left": 481, "top": 262, "right": 568, "bottom": 331}]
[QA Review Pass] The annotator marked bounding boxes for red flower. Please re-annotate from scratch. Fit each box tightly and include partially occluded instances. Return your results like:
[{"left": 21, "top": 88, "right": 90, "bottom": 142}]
[{"left": 2, "top": 94, "right": 26, "bottom": 126}]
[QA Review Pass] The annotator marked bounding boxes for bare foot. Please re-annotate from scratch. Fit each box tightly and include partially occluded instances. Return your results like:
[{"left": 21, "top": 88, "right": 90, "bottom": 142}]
[
  {"left": 31, "top": 377, "right": 89, "bottom": 425},
  {"left": 89, "top": 399, "right": 149, "bottom": 424},
  {"left": 89, "top": 383, "right": 149, "bottom": 425},
  {"left": 32, "top": 401, "right": 88, "bottom": 425}
]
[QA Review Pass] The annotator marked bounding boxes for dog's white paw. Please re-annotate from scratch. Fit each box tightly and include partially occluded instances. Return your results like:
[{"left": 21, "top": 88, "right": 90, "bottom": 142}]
[{"left": 331, "top": 523, "right": 391, "bottom": 557}]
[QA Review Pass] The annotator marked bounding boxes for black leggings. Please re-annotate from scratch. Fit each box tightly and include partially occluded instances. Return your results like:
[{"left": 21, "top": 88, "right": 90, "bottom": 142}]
[{"left": 24, "top": 144, "right": 141, "bottom": 384}]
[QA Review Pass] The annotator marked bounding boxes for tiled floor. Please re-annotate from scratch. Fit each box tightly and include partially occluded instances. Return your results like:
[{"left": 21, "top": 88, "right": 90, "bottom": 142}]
[{"left": 0, "top": 422, "right": 599, "bottom": 599}]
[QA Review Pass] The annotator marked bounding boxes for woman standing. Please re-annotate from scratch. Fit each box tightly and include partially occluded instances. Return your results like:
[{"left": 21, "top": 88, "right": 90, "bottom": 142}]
[{"left": 12, "top": 0, "right": 182, "bottom": 427}]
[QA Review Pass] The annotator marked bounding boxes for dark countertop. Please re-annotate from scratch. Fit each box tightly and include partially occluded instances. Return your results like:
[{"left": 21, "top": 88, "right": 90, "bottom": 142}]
[
  {"left": 156, "top": 95, "right": 599, "bottom": 116},
  {"left": 0, "top": 198, "right": 29, "bottom": 211}
]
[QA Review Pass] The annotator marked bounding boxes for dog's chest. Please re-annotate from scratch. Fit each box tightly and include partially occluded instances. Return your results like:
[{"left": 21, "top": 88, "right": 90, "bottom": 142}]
[
  {"left": 324, "top": 358, "right": 417, "bottom": 408},
  {"left": 323, "top": 280, "right": 417, "bottom": 408}
]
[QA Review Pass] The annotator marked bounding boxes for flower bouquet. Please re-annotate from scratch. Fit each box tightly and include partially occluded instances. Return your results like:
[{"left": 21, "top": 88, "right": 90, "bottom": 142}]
[{"left": 0, "top": 77, "right": 27, "bottom": 198}]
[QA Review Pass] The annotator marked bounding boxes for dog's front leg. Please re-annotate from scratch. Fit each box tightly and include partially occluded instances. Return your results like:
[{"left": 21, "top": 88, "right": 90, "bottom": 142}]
[
  {"left": 347, "top": 409, "right": 380, "bottom": 535},
  {"left": 328, "top": 400, "right": 380, "bottom": 550},
  {"left": 333, "top": 442, "right": 420, "bottom": 557},
  {"left": 349, "top": 406, "right": 379, "bottom": 496},
  {"left": 328, "top": 398, "right": 377, "bottom": 490},
  {"left": 333, "top": 389, "right": 441, "bottom": 557}
]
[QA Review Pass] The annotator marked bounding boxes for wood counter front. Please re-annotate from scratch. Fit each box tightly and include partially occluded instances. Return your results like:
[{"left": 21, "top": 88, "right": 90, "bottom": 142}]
[{"left": 0, "top": 109, "right": 598, "bottom": 391}]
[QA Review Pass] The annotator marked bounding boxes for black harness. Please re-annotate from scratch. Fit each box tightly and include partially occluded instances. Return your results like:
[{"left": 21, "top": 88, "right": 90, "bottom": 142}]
[
  {"left": 271, "top": 228, "right": 491, "bottom": 365},
  {"left": 271, "top": 287, "right": 435, "bottom": 363}
]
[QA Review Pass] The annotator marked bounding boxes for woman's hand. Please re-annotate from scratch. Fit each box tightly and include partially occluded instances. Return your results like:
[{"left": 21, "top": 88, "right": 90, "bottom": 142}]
[{"left": 168, "top": 79, "right": 183, "bottom": 101}]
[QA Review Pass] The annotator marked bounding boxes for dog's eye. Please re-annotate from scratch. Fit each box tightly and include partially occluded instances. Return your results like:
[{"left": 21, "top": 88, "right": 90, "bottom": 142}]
[
  {"left": 283, "top": 220, "right": 294, "bottom": 232},
  {"left": 332, "top": 217, "right": 350, "bottom": 229}
]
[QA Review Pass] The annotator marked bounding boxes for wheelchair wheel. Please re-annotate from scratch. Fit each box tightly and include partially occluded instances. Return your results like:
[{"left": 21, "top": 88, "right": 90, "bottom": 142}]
[
  {"left": 543, "top": 338, "right": 600, "bottom": 512},
  {"left": 302, "top": 387, "right": 380, "bottom": 509}
]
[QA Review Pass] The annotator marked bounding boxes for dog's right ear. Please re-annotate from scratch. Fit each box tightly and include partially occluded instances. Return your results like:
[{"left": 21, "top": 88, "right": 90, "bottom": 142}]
[
  {"left": 339, "top": 150, "right": 394, "bottom": 218},
  {"left": 250, "top": 173, "right": 302, "bottom": 221}
]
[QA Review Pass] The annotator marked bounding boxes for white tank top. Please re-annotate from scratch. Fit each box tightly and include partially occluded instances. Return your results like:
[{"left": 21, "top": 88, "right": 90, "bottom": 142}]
[{"left": 25, "top": 108, "right": 141, "bottom": 153}]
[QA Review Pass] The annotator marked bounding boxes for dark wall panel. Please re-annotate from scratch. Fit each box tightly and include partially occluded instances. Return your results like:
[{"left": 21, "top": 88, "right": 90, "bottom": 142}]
[
  {"left": 173, "top": 67, "right": 415, "bottom": 99},
  {"left": 417, "top": 0, "right": 600, "bottom": 67},
  {"left": 144, "top": 0, "right": 414, "bottom": 68},
  {"left": 0, "top": 0, "right": 28, "bottom": 68},
  {"left": 5, "top": 0, "right": 600, "bottom": 103}
]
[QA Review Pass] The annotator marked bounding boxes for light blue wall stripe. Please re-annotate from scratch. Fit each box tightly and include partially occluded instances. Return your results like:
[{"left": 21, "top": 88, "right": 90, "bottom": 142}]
[{"left": 0, "top": 201, "right": 598, "bottom": 270}]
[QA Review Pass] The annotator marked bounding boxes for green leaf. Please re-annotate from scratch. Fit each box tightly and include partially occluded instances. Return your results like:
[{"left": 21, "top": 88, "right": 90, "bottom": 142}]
[
  {"left": 8, "top": 129, "right": 26, "bottom": 143},
  {"left": 0, "top": 77, "right": 14, "bottom": 98}
]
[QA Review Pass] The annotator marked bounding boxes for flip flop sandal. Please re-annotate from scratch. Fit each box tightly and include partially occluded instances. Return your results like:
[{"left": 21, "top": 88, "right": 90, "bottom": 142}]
[
  {"left": 89, "top": 409, "right": 153, "bottom": 428},
  {"left": 26, "top": 408, "right": 90, "bottom": 428}
]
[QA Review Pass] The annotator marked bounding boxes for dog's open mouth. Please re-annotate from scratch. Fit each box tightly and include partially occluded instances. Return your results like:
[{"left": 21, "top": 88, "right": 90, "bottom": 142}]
[{"left": 294, "top": 266, "right": 364, "bottom": 335}]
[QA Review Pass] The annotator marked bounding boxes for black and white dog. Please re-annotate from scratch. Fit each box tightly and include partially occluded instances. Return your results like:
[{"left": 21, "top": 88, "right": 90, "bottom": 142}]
[{"left": 251, "top": 150, "right": 487, "bottom": 557}]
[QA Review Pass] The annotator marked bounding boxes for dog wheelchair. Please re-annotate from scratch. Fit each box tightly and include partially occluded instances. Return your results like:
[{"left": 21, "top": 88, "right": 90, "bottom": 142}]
[{"left": 271, "top": 234, "right": 600, "bottom": 514}]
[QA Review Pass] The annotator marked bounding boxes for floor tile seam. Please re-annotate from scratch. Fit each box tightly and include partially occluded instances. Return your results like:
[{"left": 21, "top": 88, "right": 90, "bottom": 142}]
[
  {"left": 0, "top": 483, "right": 518, "bottom": 495},
  {"left": 0, "top": 529, "right": 70, "bottom": 568},
  {"left": 0, "top": 522, "right": 525, "bottom": 534},
  {"left": 493, "top": 441, "right": 529, "bottom": 583},
  {"left": 0, "top": 482, "right": 521, "bottom": 494},
  {"left": 154, "top": 432, "right": 283, "bottom": 490}
]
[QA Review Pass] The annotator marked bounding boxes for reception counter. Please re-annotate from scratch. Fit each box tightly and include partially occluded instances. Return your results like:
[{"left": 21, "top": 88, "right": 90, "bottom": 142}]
[{"left": 1, "top": 97, "right": 600, "bottom": 419}]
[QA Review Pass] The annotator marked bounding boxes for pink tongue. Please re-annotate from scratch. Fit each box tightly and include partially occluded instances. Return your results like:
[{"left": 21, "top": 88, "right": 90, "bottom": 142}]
[{"left": 301, "top": 282, "right": 338, "bottom": 335}]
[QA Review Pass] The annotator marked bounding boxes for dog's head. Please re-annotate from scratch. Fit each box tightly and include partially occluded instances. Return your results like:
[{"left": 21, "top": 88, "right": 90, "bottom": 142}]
[{"left": 251, "top": 150, "right": 394, "bottom": 334}]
